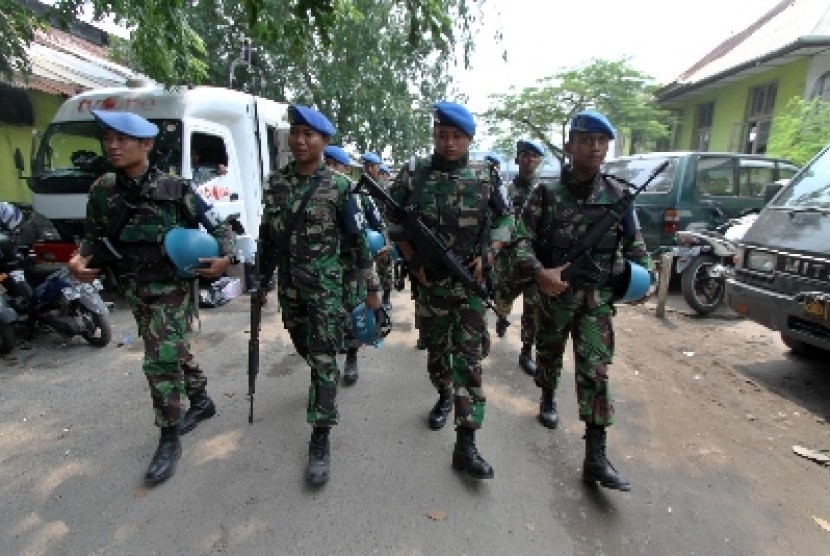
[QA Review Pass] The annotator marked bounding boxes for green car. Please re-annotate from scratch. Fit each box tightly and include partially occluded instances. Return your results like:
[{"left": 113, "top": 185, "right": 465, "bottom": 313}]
[{"left": 602, "top": 152, "right": 800, "bottom": 256}]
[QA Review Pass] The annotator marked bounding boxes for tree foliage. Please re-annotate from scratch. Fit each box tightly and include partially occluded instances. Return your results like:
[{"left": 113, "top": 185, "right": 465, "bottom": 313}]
[
  {"left": 766, "top": 97, "right": 830, "bottom": 166},
  {"left": 4, "top": 0, "right": 488, "bottom": 163},
  {"left": 482, "top": 58, "right": 672, "bottom": 163},
  {"left": 0, "top": 0, "right": 40, "bottom": 78}
]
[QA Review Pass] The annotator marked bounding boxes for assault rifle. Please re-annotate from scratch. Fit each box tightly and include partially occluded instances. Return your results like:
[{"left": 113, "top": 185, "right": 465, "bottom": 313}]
[
  {"left": 554, "top": 161, "right": 669, "bottom": 286},
  {"left": 247, "top": 240, "right": 262, "bottom": 423},
  {"left": 356, "top": 173, "right": 509, "bottom": 330}
]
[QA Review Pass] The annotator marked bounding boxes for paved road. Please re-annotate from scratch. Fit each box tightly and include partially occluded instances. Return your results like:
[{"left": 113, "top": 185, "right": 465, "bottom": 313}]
[{"left": 0, "top": 288, "right": 828, "bottom": 555}]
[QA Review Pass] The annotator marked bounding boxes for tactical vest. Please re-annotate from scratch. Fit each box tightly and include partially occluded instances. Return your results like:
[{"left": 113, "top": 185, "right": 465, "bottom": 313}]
[
  {"left": 101, "top": 171, "right": 189, "bottom": 281},
  {"left": 408, "top": 157, "right": 493, "bottom": 277},
  {"left": 533, "top": 175, "right": 625, "bottom": 289}
]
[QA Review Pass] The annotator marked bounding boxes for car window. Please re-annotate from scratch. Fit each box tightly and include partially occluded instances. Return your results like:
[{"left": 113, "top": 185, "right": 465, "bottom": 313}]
[
  {"left": 778, "top": 163, "right": 799, "bottom": 181},
  {"left": 738, "top": 159, "right": 775, "bottom": 198},
  {"left": 774, "top": 146, "right": 830, "bottom": 209},
  {"left": 603, "top": 157, "right": 676, "bottom": 193},
  {"left": 697, "top": 157, "right": 736, "bottom": 196}
]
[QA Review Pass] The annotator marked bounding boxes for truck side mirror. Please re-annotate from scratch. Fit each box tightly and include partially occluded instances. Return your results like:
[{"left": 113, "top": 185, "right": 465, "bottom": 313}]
[{"left": 13, "top": 148, "right": 25, "bottom": 175}]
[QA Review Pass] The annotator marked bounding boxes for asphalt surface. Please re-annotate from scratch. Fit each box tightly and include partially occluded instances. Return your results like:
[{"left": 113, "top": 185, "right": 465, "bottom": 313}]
[{"left": 1, "top": 286, "right": 828, "bottom": 555}]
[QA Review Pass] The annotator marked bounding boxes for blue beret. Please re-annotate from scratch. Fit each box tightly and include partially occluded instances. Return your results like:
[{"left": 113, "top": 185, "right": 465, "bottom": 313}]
[
  {"left": 433, "top": 101, "right": 475, "bottom": 137},
  {"left": 570, "top": 110, "right": 615, "bottom": 140},
  {"left": 379, "top": 164, "right": 391, "bottom": 175},
  {"left": 516, "top": 139, "right": 545, "bottom": 157},
  {"left": 91, "top": 110, "right": 158, "bottom": 139},
  {"left": 484, "top": 153, "right": 501, "bottom": 166},
  {"left": 288, "top": 104, "right": 336, "bottom": 137},
  {"left": 361, "top": 152, "right": 382, "bottom": 165},
  {"left": 323, "top": 145, "right": 351, "bottom": 166}
]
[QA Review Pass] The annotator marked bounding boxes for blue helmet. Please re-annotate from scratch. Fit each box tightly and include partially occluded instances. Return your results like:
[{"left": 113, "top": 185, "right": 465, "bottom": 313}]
[
  {"left": 364, "top": 229, "right": 385, "bottom": 256},
  {"left": 351, "top": 302, "right": 391, "bottom": 347},
  {"left": 612, "top": 260, "right": 652, "bottom": 302},
  {"left": 164, "top": 227, "right": 220, "bottom": 278}
]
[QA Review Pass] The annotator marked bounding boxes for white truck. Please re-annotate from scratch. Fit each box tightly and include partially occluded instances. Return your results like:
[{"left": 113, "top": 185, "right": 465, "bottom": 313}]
[{"left": 26, "top": 79, "right": 293, "bottom": 263}]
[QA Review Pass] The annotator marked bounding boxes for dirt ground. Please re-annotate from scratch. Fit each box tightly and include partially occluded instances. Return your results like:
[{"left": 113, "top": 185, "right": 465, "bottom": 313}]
[{"left": 0, "top": 287, "right": 828, "bottom": 555}]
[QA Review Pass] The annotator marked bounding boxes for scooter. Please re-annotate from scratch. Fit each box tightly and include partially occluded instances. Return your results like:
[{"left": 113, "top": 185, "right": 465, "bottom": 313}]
[{"left": 0, "top": 234, "right": 111, "bottom": 350}]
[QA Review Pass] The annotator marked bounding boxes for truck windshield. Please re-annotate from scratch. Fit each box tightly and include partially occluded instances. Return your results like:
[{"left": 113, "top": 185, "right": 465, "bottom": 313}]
[
  {"left": 602, "top": 157, "right": 677, "bottom": 193},
  {"left": 774, "top": 146, "right": 830, "bottom": 210},
  {"left": 33, "top": 119, "right": 184, "bottom": 179}
]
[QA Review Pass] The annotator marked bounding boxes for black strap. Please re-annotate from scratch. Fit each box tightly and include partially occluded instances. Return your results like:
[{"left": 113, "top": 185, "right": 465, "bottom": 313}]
[{"left": 278, "top": 172, "right": 325, "bottom": 251}]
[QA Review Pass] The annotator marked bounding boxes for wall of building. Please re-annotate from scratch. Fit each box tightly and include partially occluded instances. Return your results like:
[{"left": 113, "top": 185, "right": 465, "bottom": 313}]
[
  {"left": 0, "top": 90, "right": 65, "bottom": 205},
  {"left": 670, "top": 58, "right": 809, "bottom": 152}
]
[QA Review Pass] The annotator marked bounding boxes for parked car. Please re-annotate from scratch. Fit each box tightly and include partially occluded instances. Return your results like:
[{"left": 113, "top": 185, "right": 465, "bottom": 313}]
[
  {"left": 725, "top": 143, "right": 830, "bottom": 356},
  {"left": 602, "top": 152, "right": 800, "bottom": 256}
]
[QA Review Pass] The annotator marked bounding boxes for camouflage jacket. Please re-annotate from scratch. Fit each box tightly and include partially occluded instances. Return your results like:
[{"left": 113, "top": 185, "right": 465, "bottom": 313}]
[
  {"left": 259, "top": 161, "right": 372, "bottom": 290},
  {"left": 78, "top": 168, "right": 234, "bottom": 281},
  {"left": 512, "top": 168, "right": 653, "bottom": 290},
  {"left": 387, "top": 154, "right": 513, "bottom": 286}
]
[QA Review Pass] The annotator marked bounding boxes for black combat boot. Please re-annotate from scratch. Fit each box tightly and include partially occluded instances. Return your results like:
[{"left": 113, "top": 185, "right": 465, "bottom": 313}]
[
  {"left": 538, "top": 388, "right": 558, "bottom": 429},
  {"left": 145, "top": 426, "right": 182, "bottom": 486},
  {"left": 427, "top": 386, "right": 454, "bottom": 430},
  {"left": 382, "top": 289, "right": 392, "bottom": 310},
  {"left": 342, "top": 348, "right": 359, "bottom": 386},
  {"left": 582, "top": 425, "right": 630, "bottom": 491},
  {"left": 452, "top": 427, "right": 494, "bottom": 479},
  {"left": 519, "top": 343, "right": 537, "bottom": 376},
  {"left": 307, "top": 426, "right": 331, "bottom": 485},
  {"left": 179, "top": 389, "right": 216, "bottom": 435},
  {"left": 495, "top": 318, "right": 508, "bottom": 338}
]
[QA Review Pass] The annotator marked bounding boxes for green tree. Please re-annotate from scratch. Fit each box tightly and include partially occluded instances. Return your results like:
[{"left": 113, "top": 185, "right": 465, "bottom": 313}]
[
  {"left": 0, "top": 0, "right": 39, "bottom": 79},
  {"left": 483, "top": 58, "right": 672, "bottom": 164},
  {"left": 767, "top": 97, "right": 830, "bottom": 166}
]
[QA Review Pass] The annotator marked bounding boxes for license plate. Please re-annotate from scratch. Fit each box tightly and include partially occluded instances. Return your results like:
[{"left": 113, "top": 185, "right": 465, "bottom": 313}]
[{"left": 802, "top": 294, "right": 830, "bottom": 322}]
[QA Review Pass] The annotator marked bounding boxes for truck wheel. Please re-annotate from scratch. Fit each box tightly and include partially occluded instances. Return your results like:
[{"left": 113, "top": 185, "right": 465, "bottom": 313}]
[
  {"left": 0, "top": 323, "right": 15, "bottom": 354},
  {"left": 680, "top": 255, "right": 724, "bottom": 316}
]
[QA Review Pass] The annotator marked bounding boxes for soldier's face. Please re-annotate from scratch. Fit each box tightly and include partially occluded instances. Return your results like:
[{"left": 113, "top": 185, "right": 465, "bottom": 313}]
[
  {"left": 364, "top": 162, "right": 380, "bottom": 179},
  {"left": 565, "top": 132, "right": 609, "bottom": 173},
  {"left": 433, "top": 126, "right": 472, "bottom": 161},
  {"left": 102, "top": 129, "right": 153, "bottom": 176},
  {"left": 289, "top": 124, "right": 327, "bottom": 166},
  {"left": 516, "top": 150, "right": 542, "bottom": 177},
  {"left": 325, "top": 158, "right": 349, "bottom": 173}
]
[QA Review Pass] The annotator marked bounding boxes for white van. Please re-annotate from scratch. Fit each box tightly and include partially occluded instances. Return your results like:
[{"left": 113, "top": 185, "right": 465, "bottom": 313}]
[{"left": 26, "top": 80, "right": 292, "bottom": 263}]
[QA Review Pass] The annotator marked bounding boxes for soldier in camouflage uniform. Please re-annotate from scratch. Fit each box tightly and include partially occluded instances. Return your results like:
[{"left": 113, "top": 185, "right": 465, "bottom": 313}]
[
  {"left": 494, "top": 140, "right": 545, "bottom": 377},
  {"left": 388, "top": 102, "right": 512, "bottom": 480},
  {"left": 361, "top": 152, "right": 395, "bottom": 310},
  {"left": 69, "top": 110, "right": 235, "bottom": 486},
  {"left": 259, "top": 106, "right": 380, "bottom": 485},
  {"left": 512, "top": 111, "right": 654, "bottom": 492},
  {"left": 323, "top": 145, "right": 383, "bottom": 386}
]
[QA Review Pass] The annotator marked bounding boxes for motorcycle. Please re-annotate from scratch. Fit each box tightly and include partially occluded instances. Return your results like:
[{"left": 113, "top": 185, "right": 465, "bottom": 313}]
[
  {"left": 0, "top": 231, "right": 112, "bottom": 351},
  {"left": 674, "top": 211, "right": 757, "bottom": 316}
]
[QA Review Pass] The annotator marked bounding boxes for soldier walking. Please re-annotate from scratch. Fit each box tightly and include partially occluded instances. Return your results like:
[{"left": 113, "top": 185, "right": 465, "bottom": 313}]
[
  {"left": 68, "top": 110, "right": 235, "bottom": 486},
  {"left": 511, "top": 111, "right": 654, "bottom": 491},
  {"left": 388, "top": 102, "right": 512, "bottom": 480},
  {"left": 258, "top": 106, "right": 380, "bottom": 485}
]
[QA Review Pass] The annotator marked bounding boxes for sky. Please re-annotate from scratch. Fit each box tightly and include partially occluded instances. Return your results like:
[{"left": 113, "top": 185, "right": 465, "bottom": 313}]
[{"left": 453, "top": 0, "right": 778, "bottom": 115}]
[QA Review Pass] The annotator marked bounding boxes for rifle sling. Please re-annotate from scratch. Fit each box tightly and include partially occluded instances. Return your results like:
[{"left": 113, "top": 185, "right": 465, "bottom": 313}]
[{"left": 277, "top": 173, "right": 325, "bottom": 252}]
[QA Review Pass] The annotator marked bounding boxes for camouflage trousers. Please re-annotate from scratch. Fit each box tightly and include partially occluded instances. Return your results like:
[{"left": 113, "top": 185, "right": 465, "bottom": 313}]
[
  {"left": 341, "top": 267, "right": 367, "bottom": 351},
  {"left": 278, "top": 269, "right": 345, "bottom": 427},
  {"left": 534, "top": 288, "right": 616, "bottom": 427},
  {"left": 126, "top": 280, "right": 205, "bottom": 428},
  {"left": 493, "top": 249, "right": 538, "bottom": 345},
  {"left": 417, "top": 282, "right": 487, "bottom": 429},
  {"left": 376, "top": 254, "right": 393, "bottom": 291}
]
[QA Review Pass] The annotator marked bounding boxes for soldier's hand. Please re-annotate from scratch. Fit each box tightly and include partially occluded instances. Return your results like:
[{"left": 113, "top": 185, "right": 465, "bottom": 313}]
[
  {"left": 468, "top": 257, "right": 486, "bottom": 283},
  {"left": 374, "top": 245, "right": 391, "bottom": 262},
  {"left": 536, "top": 263, "right": 570, "bottom": 297},
  {"left": 412, "top": 265, "right": 430, "bottom": 286},
  {"left": 365, "top": 290, "right": 382, "bottom": 309},
  {"left": 195, "top": 256, "right": 231, "bottom": 279},
  {"left": 68, "top": 254, "right": 100, "bottom": 283}
]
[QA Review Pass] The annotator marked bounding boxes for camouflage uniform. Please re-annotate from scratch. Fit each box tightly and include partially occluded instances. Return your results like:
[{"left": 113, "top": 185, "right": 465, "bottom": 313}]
[
  {"left": 259, "top": 161, "right": 370, "bottom": 426},
  {"left": 78, "top": 169, "right": 235, "bottom": 428},
  {"left": 495, "top": 175, "right": 540, "bottom": 346},
  {"left": 388, "top": 155, "right": 512, "bottom": 429},
  {"left": 512, "top": 167, "right": 653, "bottom": 426}
]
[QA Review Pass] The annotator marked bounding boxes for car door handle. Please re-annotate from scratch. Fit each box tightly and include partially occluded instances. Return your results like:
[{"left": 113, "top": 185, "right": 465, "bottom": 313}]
[{"left": 230, "top": 193, "right": 239, "bottom": 201}]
